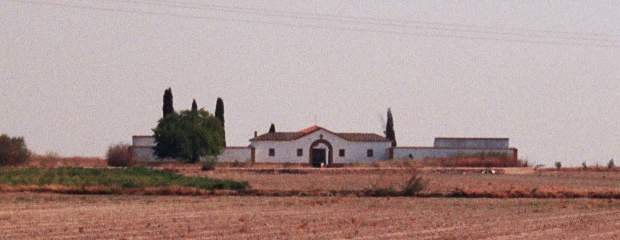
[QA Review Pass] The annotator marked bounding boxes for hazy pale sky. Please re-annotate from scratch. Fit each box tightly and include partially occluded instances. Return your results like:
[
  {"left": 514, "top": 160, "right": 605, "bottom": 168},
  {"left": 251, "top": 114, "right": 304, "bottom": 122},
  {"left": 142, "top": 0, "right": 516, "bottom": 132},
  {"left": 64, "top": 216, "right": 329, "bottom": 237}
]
[{"left": 2, "top": 0, "right": 619, "bottom": 166}]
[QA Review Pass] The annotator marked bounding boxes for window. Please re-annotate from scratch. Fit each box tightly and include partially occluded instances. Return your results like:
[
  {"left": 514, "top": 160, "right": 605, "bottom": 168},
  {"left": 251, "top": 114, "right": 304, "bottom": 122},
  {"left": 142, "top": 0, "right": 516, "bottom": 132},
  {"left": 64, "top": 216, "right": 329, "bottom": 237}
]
[
  {"left": 367, "top": 149, "right": 374, "bottom": 157},
  {"left": 339, "top": 149, "right": 345, "bottom": 157},
  {"left": 297, "top": 148, "right": 303, "bottom": 157},
  {"left": 269, "top": 148, "right": 275, "bottom": 157}
]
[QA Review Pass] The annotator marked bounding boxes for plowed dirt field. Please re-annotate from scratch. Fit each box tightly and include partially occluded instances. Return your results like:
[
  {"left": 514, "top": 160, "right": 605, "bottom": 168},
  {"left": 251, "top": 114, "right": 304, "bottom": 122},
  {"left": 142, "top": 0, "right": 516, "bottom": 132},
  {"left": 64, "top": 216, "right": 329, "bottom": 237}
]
[
  {"left": 1, "top": 193, "right": 619, "bottom": 239},
  {"left": 200, "top": 169, "right": 620, "bottom": 196}
]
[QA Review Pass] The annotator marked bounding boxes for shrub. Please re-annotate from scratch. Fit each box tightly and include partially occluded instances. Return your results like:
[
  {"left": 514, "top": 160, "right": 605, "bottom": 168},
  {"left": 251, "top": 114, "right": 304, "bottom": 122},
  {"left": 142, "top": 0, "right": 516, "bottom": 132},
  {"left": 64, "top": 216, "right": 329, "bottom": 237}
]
[
  {"left": 231, "top": 160, "right": 245, "bottom": 168},
  {"left": 106, "top": 143, "right": 132, "bottom": 167},
  {"left": 402, "top": 171, "right": 428, "bottom": 196},
  {"left": 364, "top": 170, "right": 427, "bottom": 197},
  {"left": 555, "top": 161, "right": 562, "bottom": 170},
  {"left": 0, "top": 134, "right": 30, "bottom": 166},
  {"left": 608, "top": 159, "right": 615, "bottom": 169},
  {"left": 364, "top": 186, "right": 399, "bottom": 197},
  {"left": 582, "top": 161, "right": 588, "bottom": 170},
  {"left": 519, "top": 158, "right": 529, "bottom": 167},
  {"left": 201, "top": 157, "right": 217, "bottom": 171}
]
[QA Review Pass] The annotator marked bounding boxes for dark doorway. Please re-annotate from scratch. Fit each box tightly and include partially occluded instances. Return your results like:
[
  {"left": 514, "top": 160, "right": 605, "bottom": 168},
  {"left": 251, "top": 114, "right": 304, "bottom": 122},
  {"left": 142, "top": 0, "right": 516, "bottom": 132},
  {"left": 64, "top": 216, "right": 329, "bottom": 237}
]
[
  {"left": 309, "top": 139, "right": 333, "bottom": 167},
  {"left": 311, "top": 148, "right": 326, "bottom": 167}
]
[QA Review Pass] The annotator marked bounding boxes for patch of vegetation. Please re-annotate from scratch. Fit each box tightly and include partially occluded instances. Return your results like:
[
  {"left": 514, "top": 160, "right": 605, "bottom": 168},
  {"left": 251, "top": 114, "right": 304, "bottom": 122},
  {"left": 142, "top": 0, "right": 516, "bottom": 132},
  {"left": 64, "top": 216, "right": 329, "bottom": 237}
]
[
  {"left": 402, "top": 172, "right": 428, "bottom": 196},
  {"left": 364, "top": 170, "right": 428, "bottom": 197},
  {"left": 106, "top": 143, "right": 133, "bottom": 167},
  {"left": 201, "top": 158, "right": 217, "bottom": 171},
  {"left": 364, "top": 186, "right": 400, "bottom": 197},
  {"left": 555, "top": 161, "right": 562, "bottom": 170},
  {"left": 0, "top": 134, "right": 30, "bottom": 166},
  {"left": 153, "top": 101, "right": 224, "bottom": 163},
  {"left": 0, "top": 168, "right": 248, "bottom": 191}
]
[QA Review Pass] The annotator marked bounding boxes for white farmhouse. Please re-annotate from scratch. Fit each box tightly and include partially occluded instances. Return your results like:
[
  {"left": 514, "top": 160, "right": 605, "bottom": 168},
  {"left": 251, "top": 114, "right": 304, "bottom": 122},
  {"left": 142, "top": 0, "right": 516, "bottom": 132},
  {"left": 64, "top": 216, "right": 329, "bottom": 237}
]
[
  {"left": 249, "top": 125, "right": 392, "bottom": 167},
  {"left": 131, "top": 125, "right": 518, "bottom": 166}
]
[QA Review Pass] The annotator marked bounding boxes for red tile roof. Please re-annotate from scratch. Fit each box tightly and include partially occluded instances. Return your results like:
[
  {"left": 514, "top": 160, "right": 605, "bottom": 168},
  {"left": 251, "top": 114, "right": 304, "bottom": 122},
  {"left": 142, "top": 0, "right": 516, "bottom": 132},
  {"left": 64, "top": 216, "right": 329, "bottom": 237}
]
[{"left": 250, "top": 125, "right": 390, "bottom": 142}]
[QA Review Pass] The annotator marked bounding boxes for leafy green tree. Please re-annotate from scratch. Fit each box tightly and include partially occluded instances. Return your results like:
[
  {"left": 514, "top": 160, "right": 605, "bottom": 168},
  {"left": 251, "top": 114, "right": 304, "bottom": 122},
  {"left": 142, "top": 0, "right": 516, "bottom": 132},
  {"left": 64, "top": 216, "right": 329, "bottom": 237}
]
[
  {"left": 215, "top": 97, "right": 225, "bottom": 146},
  {"left": 153, "top": 108, "right": 224, "bottom": 163},
  {"left": 269, "top": 123, "right": 276, "bottom": 133},
  {"left": 152, "top": 113, "right": 183, "bottom": 159},
  {"left": 162, "top": 88, "right": 174, "bottom": 117},
  {"left": 385, "top": 108, "right": 397, "bottom": 147}
]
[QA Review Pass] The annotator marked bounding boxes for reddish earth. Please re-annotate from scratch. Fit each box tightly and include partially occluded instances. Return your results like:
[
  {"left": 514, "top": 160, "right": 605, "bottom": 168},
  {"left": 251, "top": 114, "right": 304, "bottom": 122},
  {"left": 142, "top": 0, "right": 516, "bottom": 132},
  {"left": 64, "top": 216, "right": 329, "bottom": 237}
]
[
  {"left": 195, "top": 168, "right": 620, "bottom": 197},
  {"left": 1, "top": 193, "right": 619, "bottom": 239}
]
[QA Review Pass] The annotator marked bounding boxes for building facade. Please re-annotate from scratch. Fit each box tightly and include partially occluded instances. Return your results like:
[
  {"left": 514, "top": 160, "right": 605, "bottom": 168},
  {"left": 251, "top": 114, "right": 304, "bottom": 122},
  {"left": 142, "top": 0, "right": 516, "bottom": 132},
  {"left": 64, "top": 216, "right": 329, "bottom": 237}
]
[
  {"left": 249, "top": 125, "right": 392, "bottom": 166},
  {"left": 131, "top": 125, "right": 518, "bottom": 165}
]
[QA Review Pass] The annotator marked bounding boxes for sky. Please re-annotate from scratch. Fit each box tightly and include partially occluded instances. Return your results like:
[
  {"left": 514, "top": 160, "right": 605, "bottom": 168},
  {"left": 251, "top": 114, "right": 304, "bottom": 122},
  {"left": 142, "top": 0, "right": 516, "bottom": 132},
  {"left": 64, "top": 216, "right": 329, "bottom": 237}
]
[{"left": 1, "top": 0, "right": 619, "bottom": 166}]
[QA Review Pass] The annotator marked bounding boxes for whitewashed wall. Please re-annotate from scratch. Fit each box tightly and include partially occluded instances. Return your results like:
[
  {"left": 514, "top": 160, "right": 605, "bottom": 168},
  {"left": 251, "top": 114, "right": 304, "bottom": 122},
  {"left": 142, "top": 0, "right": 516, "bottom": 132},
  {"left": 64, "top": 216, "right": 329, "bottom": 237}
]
[
  {"left": 434, "top": 138, "right": 509, "bottom": 149},
  {"left": 393, "top": 147, "right": 517, "bottom": 160},
  {"left": 133, "top": 136, "right": 155, "bottom": 147},
  {"left": 217, "top": 147, "right": 252, "bottom": 162},
  {"left": 131, "top": 136, "right": 157, "bottom": 161},
  {"left": 131, "top": 136, "right": 253, "bottom": 162},
  {"left": 251, "top": 129, "right": 391, "bottom": 164},
  {"left": 131, "top": 146, "right": 156, "bottom": 161}
]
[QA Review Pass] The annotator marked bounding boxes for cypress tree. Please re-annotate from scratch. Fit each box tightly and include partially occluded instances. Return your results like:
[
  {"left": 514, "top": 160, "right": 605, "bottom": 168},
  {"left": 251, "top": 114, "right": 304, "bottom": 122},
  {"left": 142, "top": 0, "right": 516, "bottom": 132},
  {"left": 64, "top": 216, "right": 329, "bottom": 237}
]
[
  {"left": 215, "top": 97, "right": 225, "bottom": 146},
  {"left": 191, "top": 99, "right": 198, "bottom": 113},
  {"left": 162, "top": 88, "right": 174, "bottom": 117},
  {"left": 385, "top": 108, "right": 397, "bottom": 147},
  {"left": 269, "top": 123, "right": 276, "bottom": 133}
]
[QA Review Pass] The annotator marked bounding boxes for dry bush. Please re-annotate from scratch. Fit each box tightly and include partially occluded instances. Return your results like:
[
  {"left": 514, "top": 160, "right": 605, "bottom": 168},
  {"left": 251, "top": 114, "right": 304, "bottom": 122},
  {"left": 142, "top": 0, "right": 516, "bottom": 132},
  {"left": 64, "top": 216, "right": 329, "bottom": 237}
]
[
  {"left": 231, "top": 161, "right": 247, "bottom": 168},
  {"left": 201, "top": 157, "right": 218, "bottom": 171},
  {"left": 106, "top": 143, "right": 133, "bottom": 167},
  {"left": 402, "top": 171, "right": 428, "bottom": 196},
  {"left": 364, "top": 169, "right": 428, "bottom": 197}
]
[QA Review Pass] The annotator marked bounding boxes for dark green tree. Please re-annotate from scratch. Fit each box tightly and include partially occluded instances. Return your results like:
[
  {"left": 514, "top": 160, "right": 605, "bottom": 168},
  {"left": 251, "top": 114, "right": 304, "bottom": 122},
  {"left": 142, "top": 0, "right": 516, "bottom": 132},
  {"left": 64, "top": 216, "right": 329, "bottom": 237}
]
[
  {"left": 153, "top": 109, "right": 225, "bottom": 163},
  {"left": 0, "top": 134, "right": 31, "bottom": 166},
  {"left": 191, "top": 99, "right": 198, "bottom": 112},
  {"left": 162, "top": 88, "right": 174, "bottom": 117},
  {"left": 215, "top": 97, "right": 225, "bottom": 146},
  {"left": 269, "top": 123, "right": 276, "bottom": 133},
  {"left": 385, "top": 108, "right": 397, "bottom": 147}
]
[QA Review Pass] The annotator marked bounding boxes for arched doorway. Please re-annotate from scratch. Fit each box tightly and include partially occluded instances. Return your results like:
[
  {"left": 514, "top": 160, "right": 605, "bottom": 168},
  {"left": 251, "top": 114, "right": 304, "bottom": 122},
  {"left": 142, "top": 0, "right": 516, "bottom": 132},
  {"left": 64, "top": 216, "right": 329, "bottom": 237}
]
[{"left": 309, "top": 139, "right": 333, "bottom": 167}]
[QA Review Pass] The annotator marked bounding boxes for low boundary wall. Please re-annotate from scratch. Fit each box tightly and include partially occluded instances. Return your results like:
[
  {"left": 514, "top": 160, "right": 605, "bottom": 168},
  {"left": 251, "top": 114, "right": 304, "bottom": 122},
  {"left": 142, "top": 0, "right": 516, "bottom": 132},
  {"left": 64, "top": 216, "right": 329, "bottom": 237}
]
[{"left": 391, "top": 147, "right": 518, "bottom": 161}]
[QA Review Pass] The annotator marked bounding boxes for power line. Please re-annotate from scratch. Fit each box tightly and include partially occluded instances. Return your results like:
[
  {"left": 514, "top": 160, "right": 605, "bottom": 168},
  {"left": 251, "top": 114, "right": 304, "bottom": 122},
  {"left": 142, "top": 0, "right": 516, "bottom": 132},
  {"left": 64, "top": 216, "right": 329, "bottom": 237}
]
[
  {"left": 97, "top": 0, "right": 620, "bottom": 43},
  {"left": 142, "top": 0, "right": 620, "bottom": 39},
  {"left": 9, "top": 0, "right": 620, "bottom": 48}
]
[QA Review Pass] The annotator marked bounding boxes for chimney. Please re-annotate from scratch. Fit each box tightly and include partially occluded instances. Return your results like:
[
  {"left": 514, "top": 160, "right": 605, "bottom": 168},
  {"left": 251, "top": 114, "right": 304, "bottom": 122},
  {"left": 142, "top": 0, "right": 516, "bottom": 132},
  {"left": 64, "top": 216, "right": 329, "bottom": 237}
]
[{"left": 254, "top": 131, "right": 258, "bottom": 138}]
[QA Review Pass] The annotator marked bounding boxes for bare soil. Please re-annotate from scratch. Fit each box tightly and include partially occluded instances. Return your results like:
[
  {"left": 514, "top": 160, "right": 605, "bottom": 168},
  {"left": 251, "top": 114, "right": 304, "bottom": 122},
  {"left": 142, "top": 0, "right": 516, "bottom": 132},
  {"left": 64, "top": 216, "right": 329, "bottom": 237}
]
[
  {"left": 1, "top": 193, "right": 619, "bottom": 239},
  {"left": 196, "top": 168, "right": 620, "bottom": 198}
]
